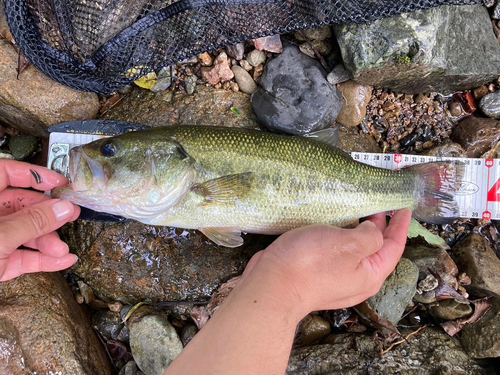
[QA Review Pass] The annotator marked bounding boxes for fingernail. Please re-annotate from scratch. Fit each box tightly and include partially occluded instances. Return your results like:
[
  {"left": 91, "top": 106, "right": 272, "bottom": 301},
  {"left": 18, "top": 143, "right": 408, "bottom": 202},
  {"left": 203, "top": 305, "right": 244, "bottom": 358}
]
[{"left": 51, "top": 201, "right": 74, "bottom": 222}]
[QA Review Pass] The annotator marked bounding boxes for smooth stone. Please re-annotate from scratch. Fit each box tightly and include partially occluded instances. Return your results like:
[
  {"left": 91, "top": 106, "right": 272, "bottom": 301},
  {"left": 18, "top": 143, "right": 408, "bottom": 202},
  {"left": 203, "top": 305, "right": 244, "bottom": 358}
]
[
  {"left": 184, "top": 75, "right": 197, "bottom": 95},
  {"left": 334, "top": 5, "right": 500, "bottom": 94},
  {"left": 102, "top": 85, "right": 260, "bottom": 130},
  {"left": 231, "top": 65, "right": 257, "bottom": 94},
  {"left": 423, "top": 141, "right": 466, "bottom": 158},
  {"left": 294, "top": 25, "right": 332, "bottom": 41},
  {"left": 479, "top": 91, "right": 500, "bottom": 119},
  {"left": 0, "top": 273, "right": 114, "bottom": 374},
  {"left": 59, "top": 221, "right": 270, "bottom": 303},
  {"left": 452, "top": 116, "right": 500, "bottom": 158},
  {"left": 287, "top": 328, "right": 496, "bottom": 374},
  {"left": 251, "top": 43, "right": 342, "bottom": 135},
  {"left": 7, "top": 135, "right": 39, "bottom": 161},
  {"left": 0, "top": 40, "right": 99, "bottom": 137},
  {"left": 335, "top": 81, "right": 372, "bottom": 127},
  {"left": 451, "top": 233, "right": 500, "bottom": 299},
  {"left": 129, "top": 315, "right": 183, "bottom": 375},
  {"left": 246, "top": 49, "right": 266, "bottom": 67},
  {"left": 429, "top": 299, "right": 473, "bottom": 321},
  {"left": 226, "top": 42, "right": 245, "bottom": 60},
  {"left": 327, "top": 64, "right": 352, "bottom": 85},
  {"left": 92, "top": 310, "right": 129, "bottom": 342},
  {"left": 118, "top": 361, "right": 138, "bottom": 375},
  {"left": 461, "top": 298, "right": 500, "bottom": 359},
  {"left": 367, "top": 258, "right": 419, "bottom": 325},
  {"left": 294, "top": 315, "right": 332, "bottom": 346},
  {"left": 253, "top": 34, "right": 283, "bottom": 53},
  {"left": 404, "top": 245, "right": 459, "bottom": 291},
  {"left": 200, "top": 52, "right": 234, "bottom": 85},
  {"left": 180, "top": 323, "right": 198, "bottom": 347}
]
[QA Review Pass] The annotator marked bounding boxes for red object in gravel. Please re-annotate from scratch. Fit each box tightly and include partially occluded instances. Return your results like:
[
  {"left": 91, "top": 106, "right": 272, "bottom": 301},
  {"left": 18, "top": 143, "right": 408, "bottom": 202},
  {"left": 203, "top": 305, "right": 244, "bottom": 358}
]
[{"left": 453, "top": 91, "right": 477, "bottom": 114}]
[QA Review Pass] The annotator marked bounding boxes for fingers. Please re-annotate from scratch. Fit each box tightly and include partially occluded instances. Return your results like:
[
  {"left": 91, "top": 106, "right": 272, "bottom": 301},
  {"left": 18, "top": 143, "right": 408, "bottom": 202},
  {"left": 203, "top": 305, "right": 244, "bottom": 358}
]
[
  {"left": 0, "top": 199, "right": 80, "bottom": 259},
  {"left": 0, "top": 188, "right": 52, "bottom": 217},
  {"left": 359, "top": 209, "right": 412, "bottom": 277},
  {"left": 0, "top": 250, "right": 78, "bottom": 282},
  {"left": 364, "top": 212, "right": 388, "bottom": 233},
  {"left": 0, "top": 160, "right": 69, "bottom": 191},
  {"left": 23, "top": 231, "right": 70, "bottom": 258}
]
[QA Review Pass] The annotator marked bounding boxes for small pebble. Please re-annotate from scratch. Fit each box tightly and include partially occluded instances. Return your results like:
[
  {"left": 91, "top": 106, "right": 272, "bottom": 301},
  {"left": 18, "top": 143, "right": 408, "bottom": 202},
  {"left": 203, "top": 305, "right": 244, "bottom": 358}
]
[
  {"left": 245, "top": 49, "right": 266, "bottom": 67},
  {"left": 109, "top": 301, "right": 124, "bottom": 313},
  {"left": 449, "top": 101, "right": 463, "bottom": 117},
  {"left": 231, "top": 65, "right": 257, "bottom": 94},
  {"left": 198, "top": 52, "right": 213, "bottom": 66}
]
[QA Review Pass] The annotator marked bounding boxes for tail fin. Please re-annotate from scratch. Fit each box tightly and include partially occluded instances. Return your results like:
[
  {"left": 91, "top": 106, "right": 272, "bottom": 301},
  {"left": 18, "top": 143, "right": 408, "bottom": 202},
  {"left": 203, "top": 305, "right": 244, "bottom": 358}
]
[{"left": 410, "top": 162, "right": 465, "bottom": 225}]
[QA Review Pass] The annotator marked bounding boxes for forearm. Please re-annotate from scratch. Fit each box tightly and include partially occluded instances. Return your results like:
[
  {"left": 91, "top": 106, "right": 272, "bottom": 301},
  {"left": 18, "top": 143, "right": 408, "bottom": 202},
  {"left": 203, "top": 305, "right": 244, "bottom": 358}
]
[{"left": 164, "top": 259, "right": 305, "bottom": 375}]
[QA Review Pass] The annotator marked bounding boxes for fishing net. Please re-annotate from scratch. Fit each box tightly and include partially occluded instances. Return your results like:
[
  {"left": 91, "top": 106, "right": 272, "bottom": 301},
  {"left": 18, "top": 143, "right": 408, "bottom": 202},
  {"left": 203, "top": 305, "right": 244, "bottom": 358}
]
[{"left": 3, "top": 0, "right": 491, "bottom": 94}]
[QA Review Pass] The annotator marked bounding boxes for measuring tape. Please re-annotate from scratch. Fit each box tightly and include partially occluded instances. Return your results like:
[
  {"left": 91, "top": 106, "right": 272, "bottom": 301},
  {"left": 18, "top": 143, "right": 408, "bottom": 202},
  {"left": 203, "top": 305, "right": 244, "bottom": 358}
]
[
  {"left": 47, "top": 132, "right": 498, "bottom": 221},
  {"left": 351, "top": 152, "right": 499, "bottom": 221}
]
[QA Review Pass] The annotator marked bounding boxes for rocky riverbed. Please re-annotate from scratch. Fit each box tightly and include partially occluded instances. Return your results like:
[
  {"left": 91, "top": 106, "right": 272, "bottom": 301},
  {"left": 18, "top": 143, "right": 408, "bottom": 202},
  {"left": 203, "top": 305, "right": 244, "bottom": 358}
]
[{"left": 1, "top": 2, "right": 500, "bottom": 375}]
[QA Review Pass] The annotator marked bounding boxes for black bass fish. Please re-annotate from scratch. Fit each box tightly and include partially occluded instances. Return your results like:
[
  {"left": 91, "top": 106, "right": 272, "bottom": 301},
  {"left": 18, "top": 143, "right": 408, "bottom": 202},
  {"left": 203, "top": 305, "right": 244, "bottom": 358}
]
[{"left": 52, "top": 126, "right": 463, "bottom": 247}]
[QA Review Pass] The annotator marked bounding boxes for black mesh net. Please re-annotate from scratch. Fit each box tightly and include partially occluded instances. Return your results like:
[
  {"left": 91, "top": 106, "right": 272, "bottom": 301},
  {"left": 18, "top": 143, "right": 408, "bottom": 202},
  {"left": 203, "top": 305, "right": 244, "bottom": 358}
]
[{"left": 3, "top": 0, "right": 490, "bottom": 94}]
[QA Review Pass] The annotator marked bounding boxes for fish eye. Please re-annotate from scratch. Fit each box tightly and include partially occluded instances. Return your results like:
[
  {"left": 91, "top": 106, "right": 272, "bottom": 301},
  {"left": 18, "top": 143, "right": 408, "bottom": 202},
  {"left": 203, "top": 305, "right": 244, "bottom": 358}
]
[{"left": 100, "top": 140, "right": 118, "bottom": 157}]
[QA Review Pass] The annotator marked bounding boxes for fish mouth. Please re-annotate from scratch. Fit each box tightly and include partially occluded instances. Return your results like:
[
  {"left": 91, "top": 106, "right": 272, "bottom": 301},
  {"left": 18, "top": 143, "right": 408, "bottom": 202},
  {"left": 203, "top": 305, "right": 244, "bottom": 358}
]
[{"left": 68, "top": 147, "right": 109, "bottom": 192}]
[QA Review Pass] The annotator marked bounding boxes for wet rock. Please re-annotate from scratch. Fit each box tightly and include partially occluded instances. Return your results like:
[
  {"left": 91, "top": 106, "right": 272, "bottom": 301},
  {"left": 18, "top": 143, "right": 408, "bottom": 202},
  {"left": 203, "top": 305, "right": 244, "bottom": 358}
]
[
  {"left": 451, "top": 116, "right": 500, "bottom": 158},
  {"left": 451, "top": 233, "right": 500, "bottom": 299},
  {"left": 430, "top": 299, "right": 473, "bottom": 321},
  {"left": 231, "top": 65, "right": 257, "bottom": 94},
  {"left": 0, "top": 40, "right": 99, "bottom": 137},
  {"left": 287, "top": 328, "right": 496, "bottom": 374},
  {"left": 461, "top": 298, "right": 500, "bottom": 359},
  {"left": 226, "top": 42, "right": 245, "bottom": 60},
  {"left": 180, "top": 323, "right": 198, "bottom": 347},
  {"left": 479, "top": 91, "right": 500, "bottom": 119},
  {"left": 404, "top": 245, "right": 459, "bottom": 291},
  {"left": 335, "top": 81, "right": 372, "bottom": 127},
  {"left": 251, "top": 43, "right": 342, "bottom": 135},
  {"left": 339, "top": 126, "right": 382, "bottom": 153},
  {"left": 299, "top": 40, "right": 332, "bottom": 58},
  {"left": 294, "top": 314, "right": 331, "bottom": 347},
  {"left": 335, "top": 5, "right": 500, "bottom": 94},
  {"left": 253, "top": 34, "right": 283, "bottom": 53},
  {"left": 102, "top": 85, "right": 259, "bottom": 130},
  {"left": 367, "top": 258, "right": 419, "bottom": 325},
  {"left": 92, "top": 310, "right": 129, "bottom": 342},
  {"left": 184, "top": 75, "right": 198, "bottom": 95},
  {"left": 59, "top": 221, "right": 270, "bottom": 303},
  {"left": 326, "top": 64, "right": 351, "bottom": 85},
  {"left": 129, "top": 314, "right": 183, "bottom": 375},
  {"left": 295, "top": 26, "right": 332, "bottom": 41},
  {"left": 150, "top": 67, "right": 172, "bottom": 93},
  {"left": 119, "top": 361, "right": 138, "bottom": 375},
  {"left": 7, "top": 134, "right": 39, "bottom": 161},
  {"left": 0, "top": 273, "right": 114, "bottom": 375},
  {"left": 423, "top": 141, "right": 466, "bottom": 158},
  {"left": 198, "top": 52, "right": 213, "bottom": 66},
  {"left": 246, "top": 49, "right": 266, "bottom": 67},
  {"left": 201, "top": 52, "right": 234, "bottom": 85}
]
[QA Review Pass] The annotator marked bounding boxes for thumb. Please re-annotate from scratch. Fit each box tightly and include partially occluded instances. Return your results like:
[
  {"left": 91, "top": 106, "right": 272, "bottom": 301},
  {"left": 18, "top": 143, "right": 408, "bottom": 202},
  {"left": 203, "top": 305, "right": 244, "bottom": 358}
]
[{"left": 0, "top": 200, "right": 77, "bottom": 257}]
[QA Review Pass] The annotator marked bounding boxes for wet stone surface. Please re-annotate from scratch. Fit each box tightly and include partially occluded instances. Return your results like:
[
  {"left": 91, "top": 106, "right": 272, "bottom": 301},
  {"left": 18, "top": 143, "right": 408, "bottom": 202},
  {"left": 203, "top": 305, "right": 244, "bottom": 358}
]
[{"left": 59, "top": 221, "right": 272, "bottom": 304}]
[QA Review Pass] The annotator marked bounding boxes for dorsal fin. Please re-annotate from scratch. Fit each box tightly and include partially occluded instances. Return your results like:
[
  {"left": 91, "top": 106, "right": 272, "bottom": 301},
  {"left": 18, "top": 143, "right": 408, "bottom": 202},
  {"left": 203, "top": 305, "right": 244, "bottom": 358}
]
[{"left": 303, "top": 126, "right": 341, "bottom": 149}]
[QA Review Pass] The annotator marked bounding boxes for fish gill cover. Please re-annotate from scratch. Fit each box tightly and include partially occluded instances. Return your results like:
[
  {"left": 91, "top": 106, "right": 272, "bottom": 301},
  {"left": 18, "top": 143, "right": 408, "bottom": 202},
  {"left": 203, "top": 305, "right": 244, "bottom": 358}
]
[{"left": 3, "top": 0, "right": 490, "bottom": 94}]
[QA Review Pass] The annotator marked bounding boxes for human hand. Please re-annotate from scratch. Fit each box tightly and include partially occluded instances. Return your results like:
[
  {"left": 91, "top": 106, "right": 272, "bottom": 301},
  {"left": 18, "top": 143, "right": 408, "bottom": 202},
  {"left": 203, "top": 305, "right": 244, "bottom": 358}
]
[
  {"left": 0, "top": 160, "right": 80, "bottom": 281},
  {"left": 243, "top": 209, "right": 412, "bottom": 316}
]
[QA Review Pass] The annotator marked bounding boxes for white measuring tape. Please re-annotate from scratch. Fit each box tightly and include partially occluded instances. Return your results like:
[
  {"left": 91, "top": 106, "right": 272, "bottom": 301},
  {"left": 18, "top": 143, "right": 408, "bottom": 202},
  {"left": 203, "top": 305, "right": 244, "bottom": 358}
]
[
  {"left": 351, "top": 152, "right": 499, "bottom": 221},
  {"left": 48, "top": 132, "right": 498, "bottom": 221}
]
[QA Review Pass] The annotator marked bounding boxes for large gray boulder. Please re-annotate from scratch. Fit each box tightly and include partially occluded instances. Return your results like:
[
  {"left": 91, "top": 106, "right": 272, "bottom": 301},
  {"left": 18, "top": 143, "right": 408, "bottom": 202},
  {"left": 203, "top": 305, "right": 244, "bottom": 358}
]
[{"left": 334, "top": 5, "right": 500, "bottom": 94}]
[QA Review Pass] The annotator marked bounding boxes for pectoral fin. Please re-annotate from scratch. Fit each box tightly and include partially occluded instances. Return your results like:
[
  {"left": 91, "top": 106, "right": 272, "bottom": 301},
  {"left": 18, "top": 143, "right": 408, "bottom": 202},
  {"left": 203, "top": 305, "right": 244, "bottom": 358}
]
[
  {"left": 199, "top": 227, "right": 244, "bottom": 248},
  {"left": 191, "top": 172, "right": 256, "bottom": 205}
]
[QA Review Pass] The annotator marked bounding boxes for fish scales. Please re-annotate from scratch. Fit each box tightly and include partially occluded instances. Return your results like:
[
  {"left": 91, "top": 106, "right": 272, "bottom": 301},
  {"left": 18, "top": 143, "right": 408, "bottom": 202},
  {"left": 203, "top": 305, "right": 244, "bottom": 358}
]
[
  {"left": 138, "top": 126, "right": 418, "bottom": 232},
  {"left": 53, "top": 125, "right": 462, "bottom": 247}
]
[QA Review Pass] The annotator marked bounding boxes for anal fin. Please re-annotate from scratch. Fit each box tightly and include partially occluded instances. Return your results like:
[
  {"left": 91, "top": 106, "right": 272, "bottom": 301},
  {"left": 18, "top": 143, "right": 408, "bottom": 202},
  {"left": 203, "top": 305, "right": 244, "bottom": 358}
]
[{"left": 199, "top": 227, "right": 244, "bottom": 248}]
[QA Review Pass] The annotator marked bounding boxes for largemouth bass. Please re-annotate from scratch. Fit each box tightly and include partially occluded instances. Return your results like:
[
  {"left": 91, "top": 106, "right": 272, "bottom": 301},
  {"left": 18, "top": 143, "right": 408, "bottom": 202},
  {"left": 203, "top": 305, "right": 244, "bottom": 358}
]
[{"left": 52, "top": 125, "right": 463, "bottom": 247}]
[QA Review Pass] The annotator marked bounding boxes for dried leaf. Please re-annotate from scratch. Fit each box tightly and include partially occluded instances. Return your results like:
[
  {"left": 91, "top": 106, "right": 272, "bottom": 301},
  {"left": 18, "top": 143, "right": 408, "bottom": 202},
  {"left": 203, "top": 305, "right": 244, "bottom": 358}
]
[
  {"left": 191, "top": 305, "right": 209, "bottom": 330},
  {"left": 441, "top": 297, "right": 492, "bottom": 336},
  {"left": 106, "top": 340, "right": 133, "bottom": 362},
  {"left": 17, "top": 51, "right": 30, "bottom": 78},
  {"left": 353, "top": 301, "right": 401, "bottom": 343},
  {"left": 408, "top": 219, "right": 449, "bottom": 249},
  {"left": 134, "top": 71, "right": 157, "bottom": 89},
  {"left": 207, "top": 276, "right": 241, "bottom": 316}
]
